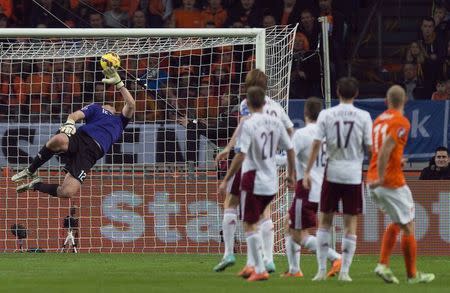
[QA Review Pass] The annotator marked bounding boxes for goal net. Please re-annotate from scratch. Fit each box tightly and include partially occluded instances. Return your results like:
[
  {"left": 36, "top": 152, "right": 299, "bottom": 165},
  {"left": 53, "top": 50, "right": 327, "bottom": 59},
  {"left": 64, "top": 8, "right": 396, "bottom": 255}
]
[{"left": 0, "top": 26, "right": 297, "bottom": 253}]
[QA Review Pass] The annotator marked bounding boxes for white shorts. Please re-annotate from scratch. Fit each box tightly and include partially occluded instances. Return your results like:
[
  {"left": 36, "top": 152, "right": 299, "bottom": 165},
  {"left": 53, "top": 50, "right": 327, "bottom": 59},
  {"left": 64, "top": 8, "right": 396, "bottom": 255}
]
[{"left": 369, "top": 185, "right": 415, "bottom": 225}]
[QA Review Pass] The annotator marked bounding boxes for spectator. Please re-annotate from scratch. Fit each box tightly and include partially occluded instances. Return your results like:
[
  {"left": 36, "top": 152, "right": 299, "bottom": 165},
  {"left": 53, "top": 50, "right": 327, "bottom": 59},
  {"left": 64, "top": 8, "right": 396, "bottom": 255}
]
[
  {"left": 0, "top": 0, "right": 12, "bottom": 19},
  {"left": 299, "top": 9, "right": 320, "bottom": 51},
  {"left": 433, "top": 4, "right": 449, "bottom": 41},
  {"left": 418, "top": 17, "right": 446, "bottom": 60},
  {"left": 131, "top": 9, "right": 147, "bottom": 28},
  {"left": 439, "top": 40, "right": 450, "bottom": 81},
  {"left": 89, "top": 12, "right": 105, "bottom": 28},
  {"left": 401, "top": 63, "right": 427, "bottom": 100},
  {"left": 169, "top": 0, "right": 203, "bottom": 28},
  {"left": 318, "top": 0, "right": 346, "bottom": 77},
  {"left": 201, "top": 0, "right": 227, "bottom": 28},
  {"left": 146, "top": 0, "right": 173, "bottom": 27},
  {"left": 0, "top": 60, "right": 25, "bottom": 120},
  {"left": 274, "top": 0, "right": 300, "bottom": 25},
  {"left": 0, "top": 12, "right": 8, "bottom": 28},
  {"left": 404, "top": 41, "right": 437, "bottom": 94},
  {"left": 262, "top": 14, "right": 276, "bottom": 28},
  {"left": 289, "top": 33, "right": 321, "bottom": 99},
  {"left": 103, "top": 0, "right": 128, "bottom": 28},
  {"left": 419, "top": 146, "right": 450, "bottom": 180},
  {"left": 226, "top": 0, "right": 263, "bottom": 28},
  {"left": 431, "top": 80, "right": 449, "bottom": 100}
]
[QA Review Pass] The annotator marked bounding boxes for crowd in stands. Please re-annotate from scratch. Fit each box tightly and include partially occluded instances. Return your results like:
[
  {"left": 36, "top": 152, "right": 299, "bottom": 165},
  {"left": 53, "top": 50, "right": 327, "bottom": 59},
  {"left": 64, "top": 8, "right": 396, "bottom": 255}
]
[{"left": 0, "top": 0, "right": 449, "bottom": 125}]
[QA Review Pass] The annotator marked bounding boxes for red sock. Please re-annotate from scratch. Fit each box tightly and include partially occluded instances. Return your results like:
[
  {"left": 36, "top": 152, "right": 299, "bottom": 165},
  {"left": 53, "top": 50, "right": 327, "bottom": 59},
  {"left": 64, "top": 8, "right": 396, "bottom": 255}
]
[
  {"left": 379, "top": 223, "right": 400, "bottom": 266},
  {"left": 401, "top": 234, "right": 417, "bottom": 278}
]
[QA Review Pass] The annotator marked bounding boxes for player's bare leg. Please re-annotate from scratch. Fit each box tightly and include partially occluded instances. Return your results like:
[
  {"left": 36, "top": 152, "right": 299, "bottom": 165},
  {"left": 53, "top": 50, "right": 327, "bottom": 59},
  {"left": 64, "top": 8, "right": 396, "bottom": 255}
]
[
  {"left": 213, "top": 192, "right": 239, "bottom": 272},
  {"left": 244, "top": 220, "right": 269, "bottom": 282},
  {"left": 337, "top": 214, "right": 358, "bottom": 282},
  {"left": 313, "top": 212, "right": 334, "bottom": 281},
  {"left": 260, "top": 204, "right": 275, "bottom": 273}
]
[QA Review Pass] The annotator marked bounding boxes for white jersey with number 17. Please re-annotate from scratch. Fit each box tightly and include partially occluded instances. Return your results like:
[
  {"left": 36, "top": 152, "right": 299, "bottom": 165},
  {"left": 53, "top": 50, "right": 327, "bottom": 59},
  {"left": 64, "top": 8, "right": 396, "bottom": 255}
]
[
  {"left": 314, "top": 103, "right": 372, "bottom": 185},
  {"left": 238, "top": 112, "right": 293, "bottom": 195}
]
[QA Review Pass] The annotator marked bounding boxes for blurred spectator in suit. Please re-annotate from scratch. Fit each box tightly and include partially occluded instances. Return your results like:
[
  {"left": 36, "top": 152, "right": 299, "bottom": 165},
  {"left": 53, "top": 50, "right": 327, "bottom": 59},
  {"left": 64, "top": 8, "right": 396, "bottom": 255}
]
[
  {"left": 420, "top": 146, "right": 450, "bottom": 180},
  {"left": 226, "top": 0, "right": 263, "bottom": 28},
  {"left": 401, "top": 63, "right": 428, "bottom": 100}
]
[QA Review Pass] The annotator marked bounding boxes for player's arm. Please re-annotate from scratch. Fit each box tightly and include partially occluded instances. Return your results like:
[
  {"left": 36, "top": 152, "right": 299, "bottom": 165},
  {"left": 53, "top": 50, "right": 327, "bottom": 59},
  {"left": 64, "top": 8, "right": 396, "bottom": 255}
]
[
  {"left": 59, "top": 110, "right": 85, "bottom": 137},
  {"left": 215, "top": 115, "right": 249, "bottom": 163},
  {"left": 370, "top": 135, "right": 396, "bottom": 188},
  {"left": 101, "top": 66, "right": 136, "bottom": 118},
  {"left": 303, "top": 139, "right": 321, "bottom": 189},
  {"left": 218, "top": 152, "right": 245, "bottom": 197}
]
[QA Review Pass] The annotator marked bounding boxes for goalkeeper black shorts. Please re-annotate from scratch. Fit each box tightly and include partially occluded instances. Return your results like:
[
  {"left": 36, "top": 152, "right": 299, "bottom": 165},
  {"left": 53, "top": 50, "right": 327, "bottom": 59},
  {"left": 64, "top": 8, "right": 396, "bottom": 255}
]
[{"left": 61, "top": 130, "right": 103, "bottom": 183}]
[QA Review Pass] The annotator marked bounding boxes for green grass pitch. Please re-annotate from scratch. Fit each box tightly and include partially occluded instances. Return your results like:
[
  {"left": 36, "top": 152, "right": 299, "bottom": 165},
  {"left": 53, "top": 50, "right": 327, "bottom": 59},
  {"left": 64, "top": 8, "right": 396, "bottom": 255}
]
[{"left": 0, "top": 254, "right": 447, "bottom": 293}]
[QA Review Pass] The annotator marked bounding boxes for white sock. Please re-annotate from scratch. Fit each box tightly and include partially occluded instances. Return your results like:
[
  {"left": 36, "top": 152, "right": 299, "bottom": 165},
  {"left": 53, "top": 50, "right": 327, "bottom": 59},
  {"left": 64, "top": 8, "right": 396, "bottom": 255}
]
[
  {"left": 303, "top": 235, "right": 341, "bottom": 262},
  {"left": 285, "top": 235, "right": 301, "bottom": 273},
  {"left": 222, "top": 209, "right": 237, "bottom": 258},
  {"left": 341, "top": 234, "right": 357, "bottom": 274},
  {"left": 260, "top": 218, "right": 274, "bottom": 264},
  {"left": 247, "top": 232, "right": 265, "bottom": 274},
  {"left": 316, "top": 228, "right": 330, "bottom": 272}
]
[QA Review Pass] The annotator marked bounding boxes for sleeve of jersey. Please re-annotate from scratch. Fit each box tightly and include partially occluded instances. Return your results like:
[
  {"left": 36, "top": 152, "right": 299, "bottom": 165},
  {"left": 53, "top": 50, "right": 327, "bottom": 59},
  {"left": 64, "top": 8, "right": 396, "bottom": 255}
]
[
  {"left": 80, "top": 103, "right": 100, "bottom": 120},
  {"left": 279, "top": 123, "right": 294, "bottom": 150},
  {"left": 364, "top": 112, "right": 373, "bottom": 146},
  {"left": 280, "top": 105, "right": 294, "bottom": 129},
  {"left": 314, "top": 111, "right": 326, "bottom": 140},
  {"left": 388, "top": 120, "right": 409, "bottom": 144},
  {"left": 236, "top": 122, "right": 251, "bottom": 154}
]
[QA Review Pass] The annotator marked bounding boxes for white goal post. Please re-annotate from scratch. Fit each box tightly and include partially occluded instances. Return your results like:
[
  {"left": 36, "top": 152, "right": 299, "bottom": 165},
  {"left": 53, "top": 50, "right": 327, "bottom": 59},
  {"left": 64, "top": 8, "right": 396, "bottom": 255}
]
[{"left": 0, "top": 26, "right": 297, "bottom": 253}]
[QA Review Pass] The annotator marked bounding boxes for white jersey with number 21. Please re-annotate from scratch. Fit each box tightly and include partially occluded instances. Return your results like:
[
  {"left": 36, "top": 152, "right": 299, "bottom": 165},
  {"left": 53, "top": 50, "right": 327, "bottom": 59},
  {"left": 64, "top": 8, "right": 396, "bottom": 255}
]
[
  {"left": 314, "top": 103, "right": 372, "bottom": 185},
  {"left": 238, "top": 112, "right": 293, "bottom": 195}
]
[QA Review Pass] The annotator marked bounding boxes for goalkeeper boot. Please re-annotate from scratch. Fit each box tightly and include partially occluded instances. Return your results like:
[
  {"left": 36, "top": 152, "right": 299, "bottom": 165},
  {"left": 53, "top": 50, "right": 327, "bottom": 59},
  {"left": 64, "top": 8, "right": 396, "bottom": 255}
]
[
  {"left": 407, "top": 272, "right": 435, "bottom": 284},
  {"left": 265, "top": 261, "right": 276, "bottom": 274},
  {"left": 374, "top": 263, "right": 399, "bottom": 284},
  {"left": 12, "top": 168, "right": 36, "bottom": 183},
  {"left": 213, "top": 254, "right": 236, "bottom": 272},
  {"left": 338, "top": 272, "right": 353, "bottom": 282},
  {"left": 327, "top": 258, "right": 342, "bottom": 278},
  {"left": 16, "top": 177, "right": 42, "bottom": 193}
]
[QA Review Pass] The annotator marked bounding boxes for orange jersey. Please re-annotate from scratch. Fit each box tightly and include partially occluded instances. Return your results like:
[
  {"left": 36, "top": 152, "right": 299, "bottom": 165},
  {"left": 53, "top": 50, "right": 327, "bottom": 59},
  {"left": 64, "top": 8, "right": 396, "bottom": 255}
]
[{"left": 367, "top": 109, "right": 410, "bottom": 188}]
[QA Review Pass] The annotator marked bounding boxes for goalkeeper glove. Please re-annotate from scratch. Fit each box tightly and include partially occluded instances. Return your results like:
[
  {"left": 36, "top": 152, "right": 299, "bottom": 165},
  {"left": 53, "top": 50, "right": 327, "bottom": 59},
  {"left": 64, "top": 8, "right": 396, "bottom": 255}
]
[
  {"left": 59, "top": 118, "right": 76, "bottom": 137},
  {"left": 102, "top": 67, "right": 124, "bottom": 90}
]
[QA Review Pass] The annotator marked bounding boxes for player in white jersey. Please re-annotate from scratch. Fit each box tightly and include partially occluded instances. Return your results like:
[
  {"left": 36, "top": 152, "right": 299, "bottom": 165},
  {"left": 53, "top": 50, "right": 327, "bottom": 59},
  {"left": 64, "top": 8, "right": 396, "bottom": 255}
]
[
  {"left": 213, "top": 69, "right": 293, "bottom": 273},
  {"left": 218, "top": 86, "right": 296, "bottom": 282},
  {"left": 282, "top": 97, "right": 342, "bottom": 278},
  {"left": 303, "top": 77, "right": 373, "bottom": 282}
]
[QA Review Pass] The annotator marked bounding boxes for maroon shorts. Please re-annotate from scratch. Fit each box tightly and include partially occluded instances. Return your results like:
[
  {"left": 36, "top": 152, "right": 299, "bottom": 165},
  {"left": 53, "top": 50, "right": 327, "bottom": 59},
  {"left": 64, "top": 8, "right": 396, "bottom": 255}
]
[
  {"left": 320, "top": 180, "right": 363, "bottom": 215},
  {"left": 289, "top": 180, "right": 319, "bottom": 230},
  {"left": 240, "top": 170, "right": 275, "bottom": 224},
  {"left": 227, "top": 168, "right": 241, "bottom": 196}
]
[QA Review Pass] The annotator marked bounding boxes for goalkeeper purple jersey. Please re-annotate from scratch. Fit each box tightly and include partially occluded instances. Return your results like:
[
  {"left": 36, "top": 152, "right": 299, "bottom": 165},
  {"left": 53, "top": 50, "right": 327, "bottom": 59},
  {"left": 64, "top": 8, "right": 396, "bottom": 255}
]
[{"left": 79, "top": 103, "right": 130, "bottom": 155}]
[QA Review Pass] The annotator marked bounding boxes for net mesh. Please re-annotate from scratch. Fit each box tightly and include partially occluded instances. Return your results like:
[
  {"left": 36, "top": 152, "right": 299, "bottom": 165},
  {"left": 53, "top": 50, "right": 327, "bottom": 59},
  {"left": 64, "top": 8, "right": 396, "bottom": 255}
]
[{"left": 0, "top": 26, "right": 297, "bottom": 253}]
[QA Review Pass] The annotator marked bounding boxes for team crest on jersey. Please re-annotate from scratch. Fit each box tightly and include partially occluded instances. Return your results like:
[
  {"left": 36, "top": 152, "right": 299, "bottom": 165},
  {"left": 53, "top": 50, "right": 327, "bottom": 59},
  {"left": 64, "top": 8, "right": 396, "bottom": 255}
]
[{"left": 397, "top": 127, "right": 406, "bottom": 139}]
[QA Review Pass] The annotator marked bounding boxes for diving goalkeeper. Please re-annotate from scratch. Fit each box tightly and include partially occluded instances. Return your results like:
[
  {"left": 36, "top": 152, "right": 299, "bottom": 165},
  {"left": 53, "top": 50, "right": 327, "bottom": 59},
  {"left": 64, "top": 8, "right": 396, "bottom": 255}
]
[{"left": 12, "top": 66, "right": 135, "bottom": 198}]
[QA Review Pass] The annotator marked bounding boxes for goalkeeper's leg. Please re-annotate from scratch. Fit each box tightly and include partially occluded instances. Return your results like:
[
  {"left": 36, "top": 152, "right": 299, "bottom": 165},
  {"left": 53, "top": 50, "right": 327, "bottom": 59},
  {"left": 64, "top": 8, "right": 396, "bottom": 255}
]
[
  {"left": 213, "top": 192, "right": 239, "bottom": 272},
  {"left": 12, "top": 134, "right": 69, "bottom": 182}
]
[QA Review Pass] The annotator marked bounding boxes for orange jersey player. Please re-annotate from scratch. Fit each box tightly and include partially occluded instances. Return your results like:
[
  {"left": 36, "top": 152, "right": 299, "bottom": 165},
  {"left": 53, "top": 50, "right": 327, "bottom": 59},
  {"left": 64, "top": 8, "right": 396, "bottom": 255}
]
[{"left": 367, "top": 85, "right": 435, "bottom": 284}]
